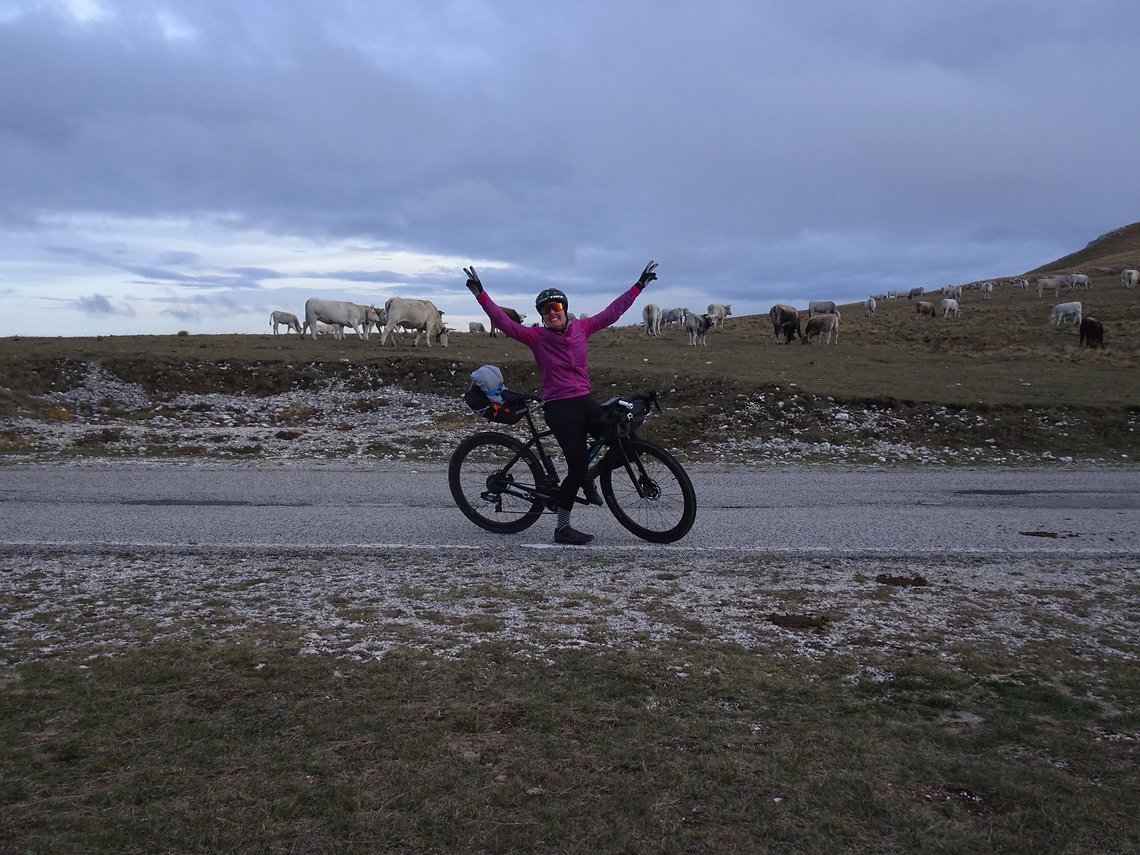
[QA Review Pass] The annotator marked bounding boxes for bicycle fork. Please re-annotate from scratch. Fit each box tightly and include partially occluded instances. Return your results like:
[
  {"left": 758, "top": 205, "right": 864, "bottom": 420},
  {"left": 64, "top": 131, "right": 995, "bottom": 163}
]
[{"left": 601, "top": 438, "right": 657, "bottom": 501}]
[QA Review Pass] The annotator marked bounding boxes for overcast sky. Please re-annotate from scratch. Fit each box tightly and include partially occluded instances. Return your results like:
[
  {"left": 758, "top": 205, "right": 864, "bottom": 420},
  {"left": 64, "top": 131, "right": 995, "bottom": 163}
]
[{"left": 1, "top": 0, "right": 1136, "bottom": 337}]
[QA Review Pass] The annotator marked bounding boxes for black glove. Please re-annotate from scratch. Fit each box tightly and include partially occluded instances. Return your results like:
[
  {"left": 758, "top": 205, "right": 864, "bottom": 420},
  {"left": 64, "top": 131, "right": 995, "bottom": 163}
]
[
  {"left": 636, "top": 260, "right": 658, "bottom": 290},
  {"left": 463, "top": 266, "right": 483, "bottom": 297}
]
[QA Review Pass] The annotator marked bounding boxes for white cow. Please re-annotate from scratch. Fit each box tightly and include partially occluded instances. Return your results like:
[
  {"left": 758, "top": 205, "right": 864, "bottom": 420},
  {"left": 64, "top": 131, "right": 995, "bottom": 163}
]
[
  {"left": 1067, "top": 273, "right": 1091, "bottom": 291},
  {"left": 1049, "top": 301, "right": 1082, "bottom": 326},
  {"left": 304, "top": 299, "right": 381, "bottom": 341},
  {"left": 707, "top": 303, "right": 732, "bottom": 328},
  {"left": 1122, "top": 269, "right": 1139, "bottom": 289},
  {"left": 381, "top": 297, "right": 449, "bottom": 347},
  {"left": 362, "top": 307, "right": 389, "bottom": 336},
  {"left": 980, "top": 281, "right": 994, "bottom": 300},
  {"left": 808, "top": 299, "right": 839, "bottom": 317},
  {"left": 864, "top": 296, "right": 877, "bottom": 317},
  {"left": 468, "top": 321, "right": 487, "bottom": 334},
  {"left": 803, "top": 313, "right": 839, "bottom": 344},
  {"left": 684, "top": 312, "right": 713, "bottom": 346},
  {"left": 270, "top": 310, "right": 303, "bottom": 335},
  {"left": 940, "top": 298, "right": 960, "bottom": 318},
  {"left": 1012, "top": 278, "right": 1029, "bottom": 290},
  {"left": 946, "top": 285, "right": 962, "bottom": 301},
  {"left": 642, "top": 303, "right": 662, "bottom": 336},
  {"left": 1036, "top": 277, "right": 1065, "bottom": 299},
  {"left": 661, "top": 307, "right": 689, "bottom": 327}
]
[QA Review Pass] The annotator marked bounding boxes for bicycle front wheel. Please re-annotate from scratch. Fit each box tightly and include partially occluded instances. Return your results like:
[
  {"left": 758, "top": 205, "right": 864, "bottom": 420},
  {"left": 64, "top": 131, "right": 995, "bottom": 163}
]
[
  {"left": 600, "top": 438, "right": 696, "bottom": 543},
  {"left": 449, "top": 432, "right": 545, "bottom": 534}
]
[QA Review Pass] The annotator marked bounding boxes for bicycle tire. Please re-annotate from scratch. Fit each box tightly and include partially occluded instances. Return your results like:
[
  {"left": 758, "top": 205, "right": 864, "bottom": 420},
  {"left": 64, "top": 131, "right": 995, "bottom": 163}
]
[
  {"left": 449, "top": 432, "right": 546, "bottom": 534},
  {"left": 600, "top": 438, "right": 696, "bottom": 543}
]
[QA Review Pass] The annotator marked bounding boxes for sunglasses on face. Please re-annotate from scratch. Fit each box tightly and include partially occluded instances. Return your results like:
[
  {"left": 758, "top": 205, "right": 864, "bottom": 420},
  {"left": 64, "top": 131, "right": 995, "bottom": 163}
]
[{"left": 539, "top": 301, "right": 564, "bottom": 315}]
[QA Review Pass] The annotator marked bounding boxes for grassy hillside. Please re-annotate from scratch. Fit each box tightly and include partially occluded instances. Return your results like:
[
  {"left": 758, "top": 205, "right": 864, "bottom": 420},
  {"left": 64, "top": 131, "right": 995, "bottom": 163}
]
[
  {"left": 2, "top": 227, "right": 1137, "bottom": 462},
  {"left": 1024, "top": 220, "right": 1140, "bottom": 277}
]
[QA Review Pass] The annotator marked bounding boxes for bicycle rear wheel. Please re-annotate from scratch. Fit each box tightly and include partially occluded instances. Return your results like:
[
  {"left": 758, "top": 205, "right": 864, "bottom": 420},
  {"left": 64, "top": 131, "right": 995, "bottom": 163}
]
[
  {"left": 600, "top": 438, "right": 696, "bottom": 543},
  {"left": 449, "top": 432, "right": 545, "bottom": 534}
]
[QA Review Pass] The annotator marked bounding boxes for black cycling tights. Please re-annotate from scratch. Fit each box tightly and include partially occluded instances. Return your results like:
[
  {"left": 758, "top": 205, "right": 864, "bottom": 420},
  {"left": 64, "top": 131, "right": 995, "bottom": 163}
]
[{"left": 543, "top": 394, "right": 604, "bottom": 511}]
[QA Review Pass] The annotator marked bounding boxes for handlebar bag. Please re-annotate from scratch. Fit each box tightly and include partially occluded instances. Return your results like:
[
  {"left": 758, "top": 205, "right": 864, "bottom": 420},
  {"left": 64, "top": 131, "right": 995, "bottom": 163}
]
[{"left": 465, "top": 365, "right": 529, "bottom": 424}]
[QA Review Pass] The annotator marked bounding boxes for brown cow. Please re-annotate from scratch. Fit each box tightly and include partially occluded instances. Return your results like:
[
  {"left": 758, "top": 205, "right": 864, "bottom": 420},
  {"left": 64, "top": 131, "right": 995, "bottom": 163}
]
[
  {"left": 490, "top": 306, "right": 525, "bottom": 337},
  {"left": 915, "top": 300, "right": 936, "bottom": 317},
  {"left": 1079, "top": 316, "right": 1104, "bottom": 348},
  {"left": 769, "top": 304, "right": 803, "bottom": 344},
  {"left": 803, "top": 313, "right": 840, "bottom": 344}
]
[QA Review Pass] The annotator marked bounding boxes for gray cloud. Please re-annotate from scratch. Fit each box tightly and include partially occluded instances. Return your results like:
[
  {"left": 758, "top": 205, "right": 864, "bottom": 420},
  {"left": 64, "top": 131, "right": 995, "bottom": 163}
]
[
  {"left": 0, "top": 1, "right": 1136, "bottom": 335},
  {"left": 75, "top": 292, "right": 135, "bottom": 316}
]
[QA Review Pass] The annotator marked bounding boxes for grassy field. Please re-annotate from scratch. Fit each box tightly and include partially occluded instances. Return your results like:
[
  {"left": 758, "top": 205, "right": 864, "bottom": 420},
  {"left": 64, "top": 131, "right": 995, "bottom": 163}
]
[{"left": 2, "top": 552, "right": 1138, "bottom": 854}]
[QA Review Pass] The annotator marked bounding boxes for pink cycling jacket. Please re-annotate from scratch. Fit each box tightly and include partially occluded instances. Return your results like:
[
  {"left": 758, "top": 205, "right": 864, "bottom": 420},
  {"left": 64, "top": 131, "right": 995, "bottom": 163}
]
[{"left": 477, "top": 285, "right": 641, "bottom": 402}]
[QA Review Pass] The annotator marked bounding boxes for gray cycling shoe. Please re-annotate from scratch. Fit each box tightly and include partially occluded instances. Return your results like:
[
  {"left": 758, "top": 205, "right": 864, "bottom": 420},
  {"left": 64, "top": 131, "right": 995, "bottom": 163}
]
[
  {"left": 554, "top": 525, "right": 594, "bottom": 545},
  {"left": 582, "top": 480, "right": 604, "bottom": 506}
]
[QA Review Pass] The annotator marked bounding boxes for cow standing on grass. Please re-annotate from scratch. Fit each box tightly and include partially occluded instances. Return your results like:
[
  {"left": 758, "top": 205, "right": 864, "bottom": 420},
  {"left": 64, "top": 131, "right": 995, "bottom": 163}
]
[
  {"left": 490, "top": 307, "right": 525, "bottom": 337},
  {"left": 1050, "top": 301, "right": 1082, "bottom": 326},
  {"left": 1037, "top": 277, "right": 1065, "bottom": 299},
  {"left": 381, "top": 297, "right": 449, "bottom": 347},
  {"left": 304, "top": 299, "right": 380, "bottom": 341},
  {"left": 1079, "top": 317, "right": 1104, "bottom": 348},
  {"left": 769, "top": 303, "right": 803, "bottom": 343},
  {"left": 685, "top": 312, "right": 713, "bottom": 346},
  {"left": 707, "top": 303, "right": 732, "bottom": 328},
  {"left": 270, "top": 311, "right": 303, "bottom": 334},
  {"left": 808, "top": 299, "right": 839, "bottom": 317},
  {"left": 642, "top": 303, "right": 662, "bottom": 336},
  {"left": 803, "top": 313, "right": 839, "bottom": 344}
]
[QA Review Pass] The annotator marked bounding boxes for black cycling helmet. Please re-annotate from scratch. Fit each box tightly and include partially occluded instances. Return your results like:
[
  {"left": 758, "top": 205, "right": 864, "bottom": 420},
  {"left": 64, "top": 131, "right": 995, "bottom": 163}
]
[{"left": 535, "top": 288, "right": 568, "bottom": 313}]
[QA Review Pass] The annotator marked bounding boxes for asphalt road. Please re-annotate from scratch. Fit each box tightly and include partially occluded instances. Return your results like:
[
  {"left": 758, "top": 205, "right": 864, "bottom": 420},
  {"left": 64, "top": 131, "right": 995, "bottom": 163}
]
[{"left": 1, "top": 463, "right": 1137, "bottom": 558}]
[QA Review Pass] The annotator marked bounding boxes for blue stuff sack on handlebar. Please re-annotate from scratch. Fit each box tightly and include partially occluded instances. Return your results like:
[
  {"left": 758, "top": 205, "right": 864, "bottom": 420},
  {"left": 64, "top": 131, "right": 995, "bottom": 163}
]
[{"left": 465, "top": 365, "right": 529, "bottom": 425}]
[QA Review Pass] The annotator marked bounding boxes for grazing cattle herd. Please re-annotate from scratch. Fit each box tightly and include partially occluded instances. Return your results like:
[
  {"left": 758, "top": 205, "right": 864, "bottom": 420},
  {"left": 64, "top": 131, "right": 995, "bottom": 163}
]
[{"left": 265, "top": 267, "right": 1129, "bottom": 352}]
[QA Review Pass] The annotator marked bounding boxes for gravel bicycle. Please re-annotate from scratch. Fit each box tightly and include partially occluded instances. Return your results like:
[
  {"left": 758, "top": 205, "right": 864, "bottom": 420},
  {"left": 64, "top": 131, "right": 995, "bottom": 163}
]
[{"left": 448, "top": 390, "right": 696, "bottom": 543}]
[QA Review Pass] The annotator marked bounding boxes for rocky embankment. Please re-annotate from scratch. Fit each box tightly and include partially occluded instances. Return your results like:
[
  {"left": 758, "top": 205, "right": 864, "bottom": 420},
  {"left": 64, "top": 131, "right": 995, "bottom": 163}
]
[{"left": 1, "top": 362, "right": 1135, "bottom": 466}]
